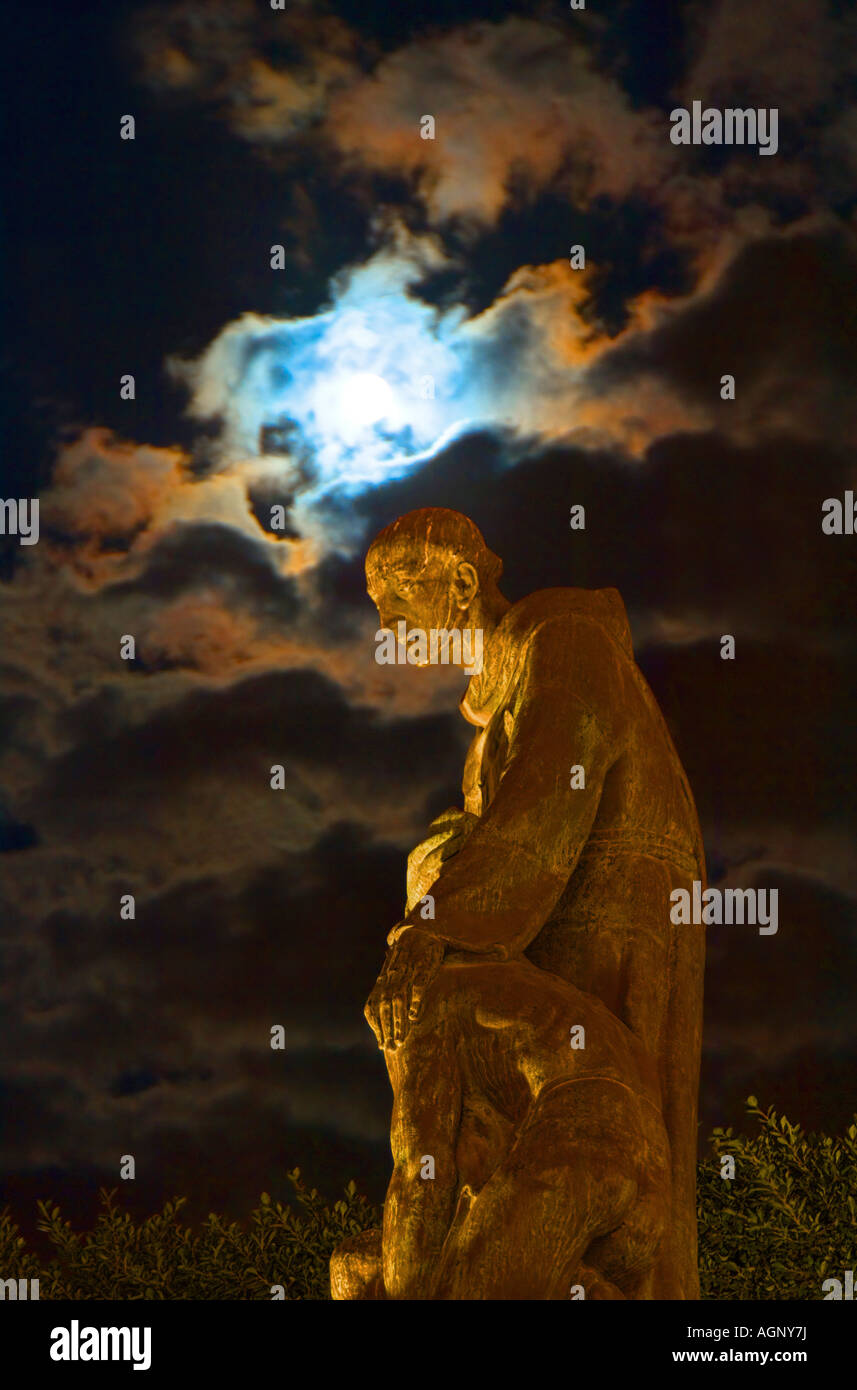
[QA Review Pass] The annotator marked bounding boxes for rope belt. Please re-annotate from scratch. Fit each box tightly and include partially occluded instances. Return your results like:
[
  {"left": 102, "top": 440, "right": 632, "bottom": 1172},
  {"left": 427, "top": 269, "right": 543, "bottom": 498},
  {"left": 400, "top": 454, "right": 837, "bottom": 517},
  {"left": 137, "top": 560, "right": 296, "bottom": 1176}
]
[{"left": 580, "top": 830, "right": 701, "bottom": 879}]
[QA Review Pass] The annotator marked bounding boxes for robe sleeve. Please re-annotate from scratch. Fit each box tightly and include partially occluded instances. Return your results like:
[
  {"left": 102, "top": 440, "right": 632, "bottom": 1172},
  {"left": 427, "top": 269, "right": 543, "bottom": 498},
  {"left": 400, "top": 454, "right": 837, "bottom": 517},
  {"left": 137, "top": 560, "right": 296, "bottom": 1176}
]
[{"left": 392, "top": 615, "right": 620, "bottom": 957}]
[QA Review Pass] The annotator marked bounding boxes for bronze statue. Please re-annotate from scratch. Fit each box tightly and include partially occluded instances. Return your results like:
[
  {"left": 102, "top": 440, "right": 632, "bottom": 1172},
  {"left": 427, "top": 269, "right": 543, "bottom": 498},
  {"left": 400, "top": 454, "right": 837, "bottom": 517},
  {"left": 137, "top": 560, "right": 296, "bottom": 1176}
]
[{"left": 332, "top": 508, "right": 706, "bottom": 1300}]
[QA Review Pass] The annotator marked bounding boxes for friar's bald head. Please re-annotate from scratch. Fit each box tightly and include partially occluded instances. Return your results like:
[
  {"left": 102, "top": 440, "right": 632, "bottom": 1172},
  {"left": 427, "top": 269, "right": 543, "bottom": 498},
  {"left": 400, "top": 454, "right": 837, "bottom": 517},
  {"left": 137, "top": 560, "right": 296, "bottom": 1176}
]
[
  {"left": 366, "top": 508, "right": 502, "bottom": 586},
  {"left": 366, "top": 508, "right": 508, "bottom": 642}
]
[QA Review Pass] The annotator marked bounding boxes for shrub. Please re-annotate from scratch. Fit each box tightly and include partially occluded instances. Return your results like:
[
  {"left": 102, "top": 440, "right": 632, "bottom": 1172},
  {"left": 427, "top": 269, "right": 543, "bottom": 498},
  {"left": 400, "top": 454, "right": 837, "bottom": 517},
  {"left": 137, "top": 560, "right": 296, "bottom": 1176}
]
[
  {"left": 0, "top": 1169, "right": 379, "bottom": 1300},
  {"left": 2, "top": 1101, "right": 854, "bottom": 1299},
  {"left": 698, "top": 1098, "right": 857, "bottom": 1300}
]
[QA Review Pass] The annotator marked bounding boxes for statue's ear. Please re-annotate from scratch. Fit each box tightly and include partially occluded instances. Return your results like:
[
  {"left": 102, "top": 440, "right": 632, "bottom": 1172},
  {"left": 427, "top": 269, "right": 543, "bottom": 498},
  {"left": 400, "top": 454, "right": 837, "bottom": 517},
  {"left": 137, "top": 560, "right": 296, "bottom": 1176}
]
[{"left": 451, "top": 561, "right": 479, "bottom": 606}]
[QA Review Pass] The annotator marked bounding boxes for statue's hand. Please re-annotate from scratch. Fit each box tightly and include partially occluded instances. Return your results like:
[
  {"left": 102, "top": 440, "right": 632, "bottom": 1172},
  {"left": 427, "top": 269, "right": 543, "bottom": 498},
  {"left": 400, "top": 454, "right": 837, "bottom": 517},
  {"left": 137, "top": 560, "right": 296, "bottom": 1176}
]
[
  {"left": 364, "top": 928, "right": 445, "bottom": 1051},
  {"left": 406, "top": 807, "right": 478, "bottom": 913}
]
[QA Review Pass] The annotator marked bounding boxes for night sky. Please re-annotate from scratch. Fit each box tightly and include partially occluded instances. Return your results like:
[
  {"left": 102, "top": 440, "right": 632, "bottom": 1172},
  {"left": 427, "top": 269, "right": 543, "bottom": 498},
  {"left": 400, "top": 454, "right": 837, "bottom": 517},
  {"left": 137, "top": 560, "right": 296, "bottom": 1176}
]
[{"left": 1, "top": 0, "right": 856, "bottom": 1246}]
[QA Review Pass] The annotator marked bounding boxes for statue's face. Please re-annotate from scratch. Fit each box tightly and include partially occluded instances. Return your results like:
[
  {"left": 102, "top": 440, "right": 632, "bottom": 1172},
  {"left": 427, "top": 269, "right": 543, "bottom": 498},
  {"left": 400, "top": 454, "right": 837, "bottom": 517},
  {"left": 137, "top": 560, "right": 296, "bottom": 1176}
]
[{"left": 366, "top": 560, "right": 454, "bottom": 635}]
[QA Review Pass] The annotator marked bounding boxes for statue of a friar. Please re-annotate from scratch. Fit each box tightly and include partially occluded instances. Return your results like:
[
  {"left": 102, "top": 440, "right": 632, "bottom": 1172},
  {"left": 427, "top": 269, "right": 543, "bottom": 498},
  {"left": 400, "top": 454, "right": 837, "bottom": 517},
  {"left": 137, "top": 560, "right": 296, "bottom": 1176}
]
[{"left": 331, "top": 508, "right": 706, "bottom": 1300}]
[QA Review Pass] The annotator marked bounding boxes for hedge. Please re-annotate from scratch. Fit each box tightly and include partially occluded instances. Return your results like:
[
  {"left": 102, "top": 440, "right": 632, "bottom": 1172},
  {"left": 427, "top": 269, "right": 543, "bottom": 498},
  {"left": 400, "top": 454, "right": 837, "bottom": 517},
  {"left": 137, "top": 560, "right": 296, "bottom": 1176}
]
[{"left": 1, "top": 1100, "right": 854, "bottom": 1299}]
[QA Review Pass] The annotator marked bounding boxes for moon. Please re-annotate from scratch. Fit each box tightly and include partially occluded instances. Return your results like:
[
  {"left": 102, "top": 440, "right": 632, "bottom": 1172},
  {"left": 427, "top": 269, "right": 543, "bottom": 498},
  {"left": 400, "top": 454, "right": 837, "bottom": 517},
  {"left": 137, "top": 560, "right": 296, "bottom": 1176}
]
[{"left": 339, "top": 371, "right": 394, "bottom": 428}]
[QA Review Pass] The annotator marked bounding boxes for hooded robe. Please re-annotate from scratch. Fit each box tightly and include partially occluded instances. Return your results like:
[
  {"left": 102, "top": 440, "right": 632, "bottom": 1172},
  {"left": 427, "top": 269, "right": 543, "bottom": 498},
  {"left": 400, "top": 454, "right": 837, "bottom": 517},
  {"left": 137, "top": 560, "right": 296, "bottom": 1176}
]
[{"left": 390, "top": 587, "right": 706, "bottom": 1299}]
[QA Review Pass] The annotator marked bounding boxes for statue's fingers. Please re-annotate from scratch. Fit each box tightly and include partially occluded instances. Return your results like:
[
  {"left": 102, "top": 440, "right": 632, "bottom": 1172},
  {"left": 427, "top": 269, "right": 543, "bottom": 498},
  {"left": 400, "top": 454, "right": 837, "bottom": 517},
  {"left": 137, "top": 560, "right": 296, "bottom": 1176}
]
[
  {"left": 392, "top": 989, "right": 407, "bottom": 1045},
  {"left": 408, "top": 979, "right": 426, "bottom": 1020},
  {"left": 429, "top": 807, "right": 464, "bottom": 831},
  {"left": 378, "top": 998, "right": 394, "bottom": 1050},
  {"left": 364, "top": 997, "right": 383, "bottom": 1048},
  {"left": 409, "top": 950, "right": 442, "bottom": 1020}
]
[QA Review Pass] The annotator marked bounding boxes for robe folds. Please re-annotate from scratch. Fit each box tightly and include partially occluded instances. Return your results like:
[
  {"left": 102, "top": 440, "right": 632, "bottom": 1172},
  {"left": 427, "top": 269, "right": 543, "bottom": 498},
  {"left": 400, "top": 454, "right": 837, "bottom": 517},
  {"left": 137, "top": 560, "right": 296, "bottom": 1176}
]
[{"left": 390, "top": 587, "right": 707, "bottom": 1299}]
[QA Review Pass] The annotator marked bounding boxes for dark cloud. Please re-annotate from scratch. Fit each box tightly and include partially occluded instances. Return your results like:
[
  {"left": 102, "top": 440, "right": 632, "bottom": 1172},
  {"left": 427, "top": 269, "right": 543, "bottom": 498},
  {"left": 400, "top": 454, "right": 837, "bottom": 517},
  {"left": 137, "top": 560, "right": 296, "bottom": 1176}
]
[
  {"left": 43, "top": 667, "right": 460, "bottom": 804},
  {"left": 0, "top": 822, "right": 405, "bottom": 1237},
  {"left": 641, "top": 640, "right": 857, "bottom": 834},
  {"left": 345, "top": 422, "right": 857, "bottom": 642},
  {"left": 700, "top": 870, "right": 857, "bottom": 1138},
  {"left": 590, "top": 222, "right": 857, "bottom": 444},
  {"left": 106, "top": 522, "right": 302, "bottom": 618}
]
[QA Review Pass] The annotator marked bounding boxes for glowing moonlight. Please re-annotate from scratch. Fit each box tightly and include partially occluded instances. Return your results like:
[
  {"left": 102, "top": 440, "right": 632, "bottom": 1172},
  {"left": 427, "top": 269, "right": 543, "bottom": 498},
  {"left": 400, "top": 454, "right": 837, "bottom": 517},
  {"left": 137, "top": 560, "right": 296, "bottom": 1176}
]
[{"left": 340, "top": 372, "right": 394, "bottom": 428}]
